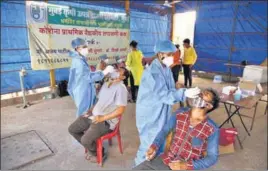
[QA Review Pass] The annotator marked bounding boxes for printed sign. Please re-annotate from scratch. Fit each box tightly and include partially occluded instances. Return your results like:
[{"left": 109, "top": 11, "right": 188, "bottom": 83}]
[{"left": 26, "top": 1, "right": 130, "bottom": 70}]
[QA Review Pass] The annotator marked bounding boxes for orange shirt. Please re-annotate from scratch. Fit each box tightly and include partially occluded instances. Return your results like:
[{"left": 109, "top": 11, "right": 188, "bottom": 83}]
[{"left": 172, "top": 50, "right": 181, "bottom": 67}]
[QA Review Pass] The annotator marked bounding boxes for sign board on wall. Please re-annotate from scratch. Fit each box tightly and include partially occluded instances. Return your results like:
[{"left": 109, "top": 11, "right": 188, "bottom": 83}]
[{"left": 26, "top": 1, "right": 130, "bottom": 70}]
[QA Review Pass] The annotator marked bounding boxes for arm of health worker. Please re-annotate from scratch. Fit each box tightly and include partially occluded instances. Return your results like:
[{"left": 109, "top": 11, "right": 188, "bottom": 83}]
[
  {"left": 79, "top": 62, "right": 104, "bottom": 83},
  {"left": 150, "top": 112, "right": 176, "bottom": 151},
  {"left": 149, "top": 107, "right": 190, "bottom": 152},
  {"left": 144, "top": 72, "right": 187, "bottom": 105}
]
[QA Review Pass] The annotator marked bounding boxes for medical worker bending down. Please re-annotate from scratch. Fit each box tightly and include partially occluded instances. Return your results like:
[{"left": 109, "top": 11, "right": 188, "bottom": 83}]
[
  {"left": 68, "top": 38, "right": 115, "bottom": 117},
  {"left": 134, "top": 40, "right": 201, "bottom": 166}
]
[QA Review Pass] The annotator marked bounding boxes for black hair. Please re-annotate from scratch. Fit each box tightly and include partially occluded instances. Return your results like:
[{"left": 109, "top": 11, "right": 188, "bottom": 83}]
[
  {"left": 175, "top": 44, "right": 180, "bottom": 49},
  {"left": 183, "top": 38, "right": 190, "bottom": 44},
  {"left": 129, "top": 40, "right": 138, "bottom": 48},
  {"left": 206, "top": 88, "right": 220, "bottom": 113},
  {"left": 120, "top": 67, "right": 130, "bottom": 80}
]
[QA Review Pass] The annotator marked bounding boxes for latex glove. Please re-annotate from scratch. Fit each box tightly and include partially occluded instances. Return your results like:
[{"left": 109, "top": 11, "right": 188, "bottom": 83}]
[
  {"left": 185, "top": 87, "right": 201, "bottom": 98},
  {"left": 102, "top": 65, "right": 115, "bottom": 76}
]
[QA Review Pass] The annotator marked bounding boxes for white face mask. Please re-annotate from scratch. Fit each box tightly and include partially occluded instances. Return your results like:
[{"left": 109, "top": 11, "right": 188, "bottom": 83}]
[
  {"left": 104, "top": 59, "right": 109, "bottom": 64},
  {"left": 80, "top": 48, "right": 88, "bottom": 57},
  {"left": 110, "top": 71, "right": 120, "bottom": 79},
  {"left": 162, "top": 56, "right": 174, "bottom": 67}
]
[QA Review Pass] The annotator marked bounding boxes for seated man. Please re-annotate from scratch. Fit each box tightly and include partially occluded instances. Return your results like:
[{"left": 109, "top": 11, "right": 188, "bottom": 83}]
[
  {"left": 68, "top": 67, "right": 129, "bottom": 162},
  {"left": 133, "top": 88, "right": 220, "bottom": 170}
]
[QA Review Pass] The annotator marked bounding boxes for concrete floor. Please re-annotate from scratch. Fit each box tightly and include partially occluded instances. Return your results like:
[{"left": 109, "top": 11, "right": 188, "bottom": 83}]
[{"left": 1, "top": 77, "right": 267, "bottom": 170}]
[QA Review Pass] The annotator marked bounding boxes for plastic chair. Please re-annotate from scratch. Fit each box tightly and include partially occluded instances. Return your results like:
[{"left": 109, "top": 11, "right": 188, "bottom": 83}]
[{"left": 85, "top": 117, "right": 123, "bottom": 167}]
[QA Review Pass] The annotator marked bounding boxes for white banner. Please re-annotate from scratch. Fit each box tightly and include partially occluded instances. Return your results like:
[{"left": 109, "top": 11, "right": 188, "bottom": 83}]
[{"left": 26, "top": 1, "right": 130, "bottom": 70}]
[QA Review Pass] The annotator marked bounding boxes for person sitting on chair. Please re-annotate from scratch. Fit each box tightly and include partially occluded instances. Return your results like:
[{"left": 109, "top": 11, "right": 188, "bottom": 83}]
[
  {"left": 133, "top": 88, "right": 220, "bottom": 170},
  {"left": 68, "top": 67, "right": 129, "bottom": 163}
]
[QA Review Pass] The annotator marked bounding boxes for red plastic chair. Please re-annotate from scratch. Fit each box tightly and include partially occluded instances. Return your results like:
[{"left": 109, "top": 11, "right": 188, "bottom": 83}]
[{"left": 85, "top": 117, "right": 123, "bottom": 167}]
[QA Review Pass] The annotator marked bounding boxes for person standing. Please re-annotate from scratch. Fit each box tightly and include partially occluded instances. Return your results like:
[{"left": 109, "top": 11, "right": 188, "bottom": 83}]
[
  {"left": 134, "top": 40, "right": 201, "bottom": 166},
  {"left": 67, "top": 38, "right": 115, "bottom": 117},
  {"left": 182, "top": 39, "right": 197, "bottom": 88},
  {"left": 170, "top": 44, "right": 181, "bottom": 83},
  {"left": 126, "top": 40, "right": 144, "bottom": 103}
]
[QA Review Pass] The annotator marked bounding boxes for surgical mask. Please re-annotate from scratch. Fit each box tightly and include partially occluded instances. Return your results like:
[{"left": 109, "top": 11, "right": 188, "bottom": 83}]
[
  {"left": 162, "top": 56, "right": 174, "bottom": 67},
  {"left": 110, "top": 71, "right": 120, "bottom": 79},
  {"left": 104, "top": 59, "right": 109, "bottom": 63},
  {"left": 80, "top": 48, "right": 88, "bottom": 57}
]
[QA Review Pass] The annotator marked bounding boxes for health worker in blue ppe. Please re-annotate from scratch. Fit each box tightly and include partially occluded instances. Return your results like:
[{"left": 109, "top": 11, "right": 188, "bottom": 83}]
[
  {"left": 68, "top": 38, "right": 115, "bottom": 117},
  {"left": 134, "top": 40, "right": 201, "bottom": 166}
]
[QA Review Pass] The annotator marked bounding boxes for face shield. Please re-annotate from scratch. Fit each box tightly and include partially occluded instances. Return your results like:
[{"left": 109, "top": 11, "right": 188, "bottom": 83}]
[{"left": 187, "top": 96, "right": 213, "bottom": 109}]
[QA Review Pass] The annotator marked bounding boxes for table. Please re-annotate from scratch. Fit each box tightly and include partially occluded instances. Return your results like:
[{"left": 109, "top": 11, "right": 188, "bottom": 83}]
[
  {"left": 224, "top": 63, "right": 245, "bottom": 81},
  {"left": 217, "top": 90, "right": 262, "bottom": 149}
]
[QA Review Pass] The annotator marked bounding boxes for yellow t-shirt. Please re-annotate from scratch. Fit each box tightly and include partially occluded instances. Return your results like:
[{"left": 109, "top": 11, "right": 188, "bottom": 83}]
[
  {"left": 126, "top": 50, "right": 144, "bottom": 86},
  {"left": 183, "top": 47, "right": 197, "bottom": 65}
]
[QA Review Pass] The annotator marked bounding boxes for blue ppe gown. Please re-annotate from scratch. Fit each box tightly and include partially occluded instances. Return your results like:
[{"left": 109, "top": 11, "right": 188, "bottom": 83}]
[
  {"left": 134, "top": 59, "right": 186, "bottom": 166},
  {"left": 67, "top": 51, "right": 104, "bottom": 117}
]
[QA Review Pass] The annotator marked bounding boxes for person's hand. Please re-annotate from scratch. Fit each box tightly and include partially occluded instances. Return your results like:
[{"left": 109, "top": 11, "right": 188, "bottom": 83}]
[
  {"left": 92, "top": 115, "right": 106, "bottom": 124},
  {"left": 176, "top": 82, "right": 184, "bottom": 89},
  {"left": 82, "top": 113, "right": 91, "bottom": 118},
  {"left": 102, "top": 65, "right": 115, "bottom": 76},
  {"left": 82, "top": 110, "right": 92, "bottom": 118},
  {"left": 145, "top": 147, "right": 156, "bottom": 161},
  {"left": 189, "top": 64, "right": 193, "bottom": 68},
  {"left": 168, "top": 161, "right": 187, "bottom": 170},
  {"left": 185, "top": 87, "right": 201, "bottom": 98}
]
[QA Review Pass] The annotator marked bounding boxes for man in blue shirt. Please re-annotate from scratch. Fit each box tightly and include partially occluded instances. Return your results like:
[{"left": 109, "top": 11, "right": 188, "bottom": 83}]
[{"left": 133, "top": 88, "right": 220, "bottom": 170}]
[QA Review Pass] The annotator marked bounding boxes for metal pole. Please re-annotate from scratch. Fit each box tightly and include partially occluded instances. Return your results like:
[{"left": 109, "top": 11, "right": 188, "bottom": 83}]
[
  {"left": 227, "top": 1, "right": 239, "bottom": 82},
  {"left": 170, "top": 0, "right": 175, "bottom": 41},
  {"left": 19, "top": 68, "right": 30, "bottom": 108}
]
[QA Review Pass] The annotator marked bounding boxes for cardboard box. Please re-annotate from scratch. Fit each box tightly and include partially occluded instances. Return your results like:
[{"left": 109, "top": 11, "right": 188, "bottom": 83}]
[{"left": 219, "top": 143, "right": 235, "bottom": 155}]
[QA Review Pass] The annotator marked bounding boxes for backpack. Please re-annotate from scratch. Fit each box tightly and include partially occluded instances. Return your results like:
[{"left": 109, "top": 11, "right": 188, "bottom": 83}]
[{"left": 57, "top": 80, "right": 69, "bottom": 97}]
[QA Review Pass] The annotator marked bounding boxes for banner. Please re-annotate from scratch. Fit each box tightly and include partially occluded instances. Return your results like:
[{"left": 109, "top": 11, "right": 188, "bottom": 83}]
[{"left": 26, "top": 1, "right": 130, "bottom": 70}]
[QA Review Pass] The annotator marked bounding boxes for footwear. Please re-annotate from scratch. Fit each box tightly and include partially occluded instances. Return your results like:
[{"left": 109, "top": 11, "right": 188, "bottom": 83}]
[
  {"left": 85, "top": 151, "right": 94, "bottom": 161},
  {"left": 89, "top": 148, "right": 107, "bottom": 163}
]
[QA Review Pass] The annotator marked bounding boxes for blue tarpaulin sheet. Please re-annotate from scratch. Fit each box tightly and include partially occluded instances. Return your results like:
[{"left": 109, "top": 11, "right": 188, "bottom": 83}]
[{"left": 1, "top": 1, "right": 267, "bottom": 94}]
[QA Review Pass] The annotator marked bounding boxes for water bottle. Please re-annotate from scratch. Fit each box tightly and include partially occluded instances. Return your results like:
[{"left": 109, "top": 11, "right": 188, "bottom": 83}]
[{"left": 234, "top": 88, "right": 242, "bottom": 101}]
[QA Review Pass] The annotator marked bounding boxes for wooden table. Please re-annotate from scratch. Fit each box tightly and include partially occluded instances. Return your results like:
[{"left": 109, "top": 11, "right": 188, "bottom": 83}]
[{"left": 217, "top": 90, "right": 262, "bottom": 149}]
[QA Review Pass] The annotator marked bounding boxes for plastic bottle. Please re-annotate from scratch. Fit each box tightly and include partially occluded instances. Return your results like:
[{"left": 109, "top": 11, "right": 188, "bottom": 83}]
[{"left": 234, "top": 87, "right": 242, "bottom": 101}]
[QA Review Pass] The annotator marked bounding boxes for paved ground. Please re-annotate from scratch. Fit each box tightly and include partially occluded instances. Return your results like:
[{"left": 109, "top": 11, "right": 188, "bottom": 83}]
[{"left": 1, "top": 77, "right": 267, "bottom": 170}]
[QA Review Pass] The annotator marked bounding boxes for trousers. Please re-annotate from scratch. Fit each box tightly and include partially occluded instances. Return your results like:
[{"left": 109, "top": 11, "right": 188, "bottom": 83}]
[
  {"left": 68, "top": 116, "right": 111, "bottom": 155},
  {"left": 183, "top": 64, "right": 192, "bottom": 87},
  {"left": 133, "top": 156, "right": 170, "bottom": 170}
]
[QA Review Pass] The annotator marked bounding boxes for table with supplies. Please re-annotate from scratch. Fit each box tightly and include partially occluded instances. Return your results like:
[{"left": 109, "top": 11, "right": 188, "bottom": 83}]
[{"left": 217, "top": 88, "right": 262, "bottom": 149}]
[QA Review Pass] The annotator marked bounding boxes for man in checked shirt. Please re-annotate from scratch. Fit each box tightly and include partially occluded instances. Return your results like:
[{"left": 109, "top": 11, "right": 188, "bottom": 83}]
[{"left": 133, "top": 88, "right": 220, "bottom": 170}]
